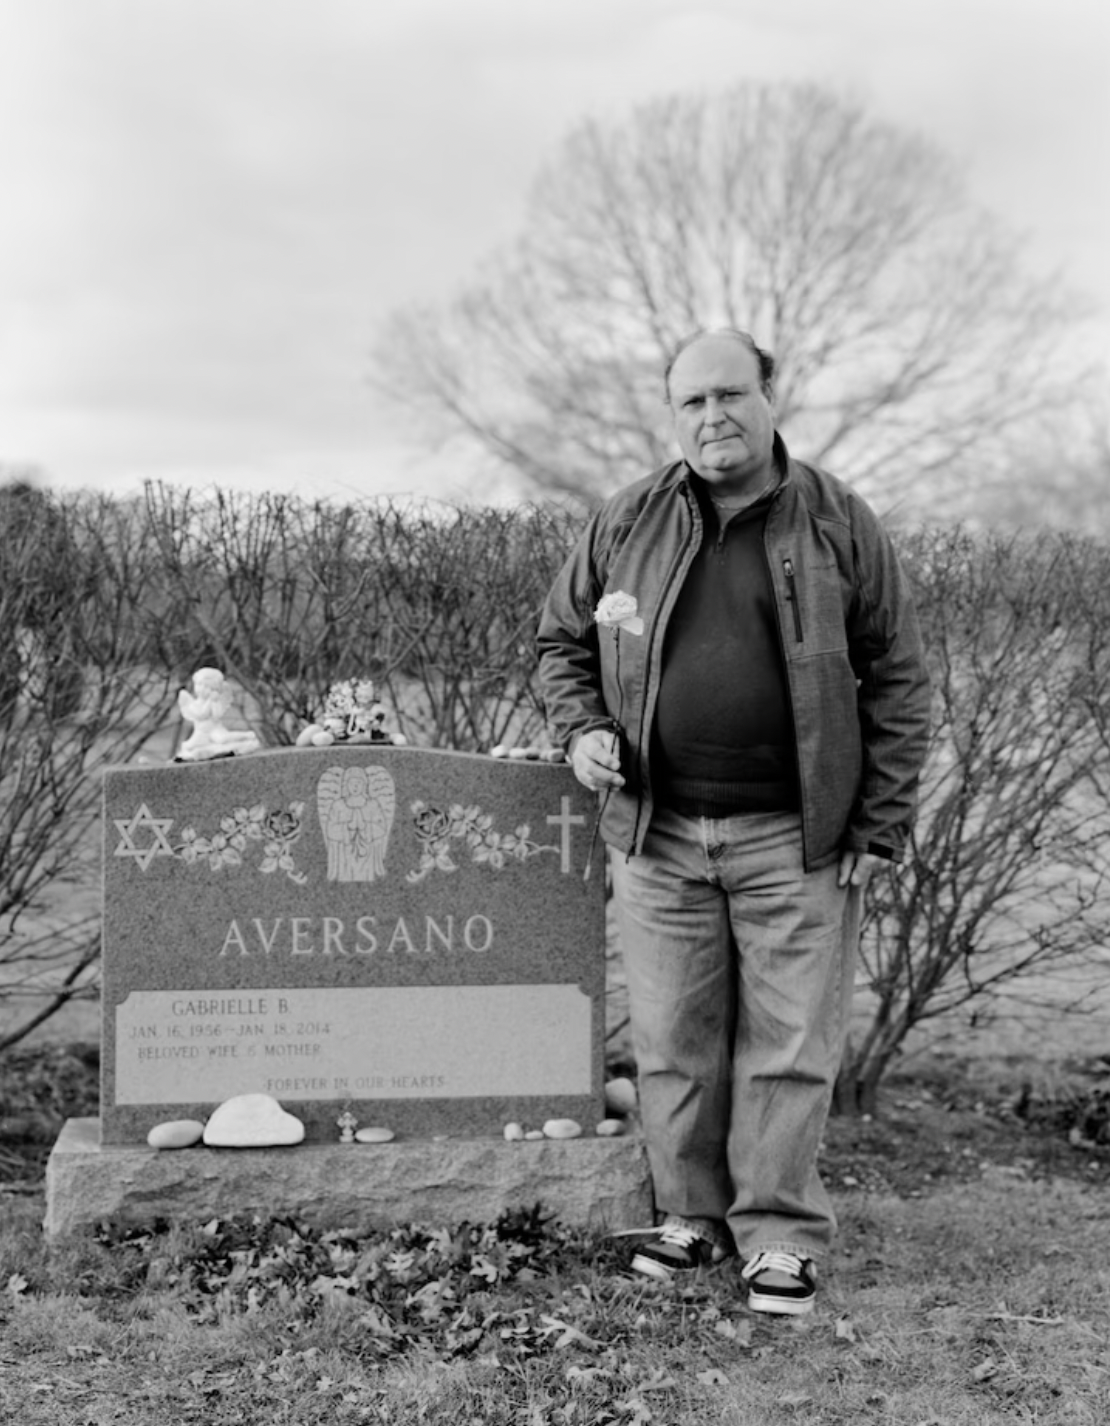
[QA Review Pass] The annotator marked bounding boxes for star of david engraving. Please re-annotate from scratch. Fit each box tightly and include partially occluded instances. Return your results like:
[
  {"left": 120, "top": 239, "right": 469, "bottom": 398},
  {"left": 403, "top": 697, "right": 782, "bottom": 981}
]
[{"left": 113, "top": 803, "right": 176, "bottom": 871}]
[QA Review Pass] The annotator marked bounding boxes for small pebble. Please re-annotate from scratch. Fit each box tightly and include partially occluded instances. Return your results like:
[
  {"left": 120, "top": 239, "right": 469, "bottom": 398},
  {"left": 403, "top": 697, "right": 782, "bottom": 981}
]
[
  {"left": 507, "top": 747, "right": 530, "bottom": 759},
  {"left": 595, "top": 1119, "right": 627, "bottom": 1138},
  {"left": 147, "top": 1119, "right": 205, "bottom": 1150},
  {"left": 295, "top": 725, "right": 322, "bottom": 747},
  {"left": 354, "top": 1126, "right": 395, "bottom": 1144},
  {"left": 604, "top": 1077, "right": 638, "bottom": 1116},
  {"left": 503, "top": 1122, "right": 525, "bottom": 1141},
  {"left": 489, "top": 744, "right": 510, "bottom": 758},
  {"left": 542, "top": 1118, "right": 582, "bottom": 1140},
  {"left": 311, "top": 730, "right": 335, "bottom": 747},
  {"left": 524, "top": 1129, "right": 545, "bottom": 1141},
  {"left": 540, "top": 749, "right": 566, "bottom": 763}
]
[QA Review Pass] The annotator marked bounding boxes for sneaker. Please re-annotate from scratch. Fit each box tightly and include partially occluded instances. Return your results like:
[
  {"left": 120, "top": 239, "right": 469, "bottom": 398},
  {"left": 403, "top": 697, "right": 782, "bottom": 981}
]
[
  {"left": 741, "top": 1251, "right": 817, "bottom": 1316},
  {"left": 628, "top": 1218, "right": 731, "bottom": 1282}
]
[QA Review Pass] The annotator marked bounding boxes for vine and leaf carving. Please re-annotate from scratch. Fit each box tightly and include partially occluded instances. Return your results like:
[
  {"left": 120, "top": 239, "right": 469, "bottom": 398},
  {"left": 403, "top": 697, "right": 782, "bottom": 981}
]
[
  {"left": 407, "top": 801, "right": 559, "bottom": 884},
  {"left": 175, "top": 801, "right": 308, "bottom": 884}
]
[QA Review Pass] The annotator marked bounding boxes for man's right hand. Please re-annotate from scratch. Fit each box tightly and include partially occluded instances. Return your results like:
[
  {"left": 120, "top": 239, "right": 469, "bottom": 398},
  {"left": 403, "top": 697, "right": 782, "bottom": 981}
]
[{"left": 571, "top": 728, "right": 625, "bottom": 793}]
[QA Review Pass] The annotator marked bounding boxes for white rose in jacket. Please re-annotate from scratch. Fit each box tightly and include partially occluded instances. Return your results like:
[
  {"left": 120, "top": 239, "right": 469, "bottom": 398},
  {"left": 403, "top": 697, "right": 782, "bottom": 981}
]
[{"left": 594, "top": 591, "right": 643, "bottom": 636}]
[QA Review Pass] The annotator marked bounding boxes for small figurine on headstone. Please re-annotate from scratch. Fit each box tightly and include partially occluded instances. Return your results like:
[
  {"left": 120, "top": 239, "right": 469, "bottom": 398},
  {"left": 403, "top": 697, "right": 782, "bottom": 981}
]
[
  {"left": 175, "top": 667, "right": 261, "bottom": 761},
  {"left": 336, "top": 1106, "right": 358, "bottom": 1144},
  {"left": 295, "top": 678, "right": 407, "bottom": 748}
]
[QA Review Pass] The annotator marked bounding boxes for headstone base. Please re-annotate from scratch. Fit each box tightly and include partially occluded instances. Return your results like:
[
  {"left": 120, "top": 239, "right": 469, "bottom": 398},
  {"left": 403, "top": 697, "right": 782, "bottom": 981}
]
[{"left": 43, "top": 1118, "right": 653, "bottom": 1238}]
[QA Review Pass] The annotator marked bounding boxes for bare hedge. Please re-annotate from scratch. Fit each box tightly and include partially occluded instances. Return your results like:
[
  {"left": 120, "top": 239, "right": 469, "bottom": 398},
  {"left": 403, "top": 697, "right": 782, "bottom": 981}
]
[{"left": 3, "top": 484, "right": 1109, "bottom": 1103}]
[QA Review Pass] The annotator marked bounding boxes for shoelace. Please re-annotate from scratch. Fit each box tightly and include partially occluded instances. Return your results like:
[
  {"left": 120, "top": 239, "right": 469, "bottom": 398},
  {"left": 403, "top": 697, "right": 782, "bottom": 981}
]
[
  {"left": 655, "top": 1219, "right": 701, "bottom": 1249},
  {"left": 741, "top": 1250, "right": 807, "bottom": 1283}
]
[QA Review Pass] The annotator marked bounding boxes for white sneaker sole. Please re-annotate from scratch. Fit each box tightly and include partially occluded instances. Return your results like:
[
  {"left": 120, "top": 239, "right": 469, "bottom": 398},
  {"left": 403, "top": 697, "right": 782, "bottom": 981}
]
[
  {"left": 630, "top": 1251, "right": 682, "bottom": 1281},
  {"left": 747, "top": 1288, "right": 815, "bottom": 1316}
]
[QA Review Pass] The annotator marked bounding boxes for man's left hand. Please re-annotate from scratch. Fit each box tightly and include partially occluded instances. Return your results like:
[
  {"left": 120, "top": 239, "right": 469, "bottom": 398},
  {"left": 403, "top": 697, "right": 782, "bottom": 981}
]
[{"left": 837, "top": 850, "right": 886, "bottom": 889}]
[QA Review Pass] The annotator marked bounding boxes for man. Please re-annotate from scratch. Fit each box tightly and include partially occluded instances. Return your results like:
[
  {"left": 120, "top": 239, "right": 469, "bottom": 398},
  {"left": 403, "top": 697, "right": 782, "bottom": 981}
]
[{"left": 537, "top": 328, "right": 931, "bottom": 1315}]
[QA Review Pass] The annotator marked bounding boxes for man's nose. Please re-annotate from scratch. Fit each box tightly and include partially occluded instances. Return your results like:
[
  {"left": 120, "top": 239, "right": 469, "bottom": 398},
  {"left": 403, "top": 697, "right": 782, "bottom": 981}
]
[{"left": 703, "top": 396, "right": 726, "bottom": 424}]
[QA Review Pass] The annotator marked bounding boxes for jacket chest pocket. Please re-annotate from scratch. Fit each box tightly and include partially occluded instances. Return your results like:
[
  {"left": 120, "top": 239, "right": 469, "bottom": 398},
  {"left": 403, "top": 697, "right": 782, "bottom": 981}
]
[{"left": 780, "top": 556, "right": 850, "bottom": 656}]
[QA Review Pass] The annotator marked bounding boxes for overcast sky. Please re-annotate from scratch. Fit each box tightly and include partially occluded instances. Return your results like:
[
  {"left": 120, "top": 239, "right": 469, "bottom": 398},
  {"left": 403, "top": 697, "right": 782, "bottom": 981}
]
[{"left": 1, "top": 0, "right": 1107, "bottom": 504}]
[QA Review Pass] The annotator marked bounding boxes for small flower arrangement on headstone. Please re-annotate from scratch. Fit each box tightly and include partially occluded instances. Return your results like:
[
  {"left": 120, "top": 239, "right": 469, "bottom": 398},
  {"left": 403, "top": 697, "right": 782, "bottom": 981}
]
[{"left": 295, "top": 678, "right": 407, "bottom": 748}]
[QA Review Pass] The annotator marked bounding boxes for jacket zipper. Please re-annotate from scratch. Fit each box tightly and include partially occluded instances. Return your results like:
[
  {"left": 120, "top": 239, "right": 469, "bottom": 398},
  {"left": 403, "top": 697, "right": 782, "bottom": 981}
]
[
  {"left": 629, "top": 484, "right": 702, "bottom": 852},
  {"left": 783, "top": 558, "right": 804, "bottom": 642}
]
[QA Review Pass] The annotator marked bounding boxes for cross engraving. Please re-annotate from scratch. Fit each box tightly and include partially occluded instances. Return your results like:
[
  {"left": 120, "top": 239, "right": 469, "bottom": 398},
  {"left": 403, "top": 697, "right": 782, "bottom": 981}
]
[{"left": 546, "top": 796, "right": 586, "bottom": 874}]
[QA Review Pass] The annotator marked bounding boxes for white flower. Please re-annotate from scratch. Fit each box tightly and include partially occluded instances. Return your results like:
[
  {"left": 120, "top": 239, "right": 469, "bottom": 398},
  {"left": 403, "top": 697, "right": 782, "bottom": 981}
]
[{"left": 594, "top": 591, "right": 644, "bottom": 636}]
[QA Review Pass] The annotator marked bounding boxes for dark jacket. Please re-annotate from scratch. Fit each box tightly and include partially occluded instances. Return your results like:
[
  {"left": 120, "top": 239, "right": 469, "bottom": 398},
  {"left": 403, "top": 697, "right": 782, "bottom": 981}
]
[{"left": 536, "top": 436, "right": 932, "bottom": 871}]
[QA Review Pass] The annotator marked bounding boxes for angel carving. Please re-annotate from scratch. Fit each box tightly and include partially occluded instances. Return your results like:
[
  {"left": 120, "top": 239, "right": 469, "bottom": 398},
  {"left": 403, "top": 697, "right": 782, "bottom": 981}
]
[{"left": 316, "top": 765, "right": 396, "bottom": 882}]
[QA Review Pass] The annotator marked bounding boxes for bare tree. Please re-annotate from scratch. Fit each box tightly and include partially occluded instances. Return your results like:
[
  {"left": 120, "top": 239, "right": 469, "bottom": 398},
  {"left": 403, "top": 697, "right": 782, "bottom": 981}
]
[{"left": 372, "top": 82, "right": 1094, "bottom": 512}]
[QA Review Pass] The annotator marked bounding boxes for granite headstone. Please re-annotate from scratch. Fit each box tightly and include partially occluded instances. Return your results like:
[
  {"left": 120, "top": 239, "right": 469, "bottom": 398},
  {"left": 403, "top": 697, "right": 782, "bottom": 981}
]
[{"left": 101, "top": 747, "right": 605, "bottom": 1144}]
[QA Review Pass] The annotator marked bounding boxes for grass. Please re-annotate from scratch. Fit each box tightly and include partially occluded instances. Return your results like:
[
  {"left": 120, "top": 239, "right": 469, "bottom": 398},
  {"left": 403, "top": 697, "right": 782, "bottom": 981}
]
[
  {"left": 2, "top": 1046, "right": 1110, "bottom": 1422},
  {"left": 1, "top": 1180, "right": 1107, "bottom": 1424}
]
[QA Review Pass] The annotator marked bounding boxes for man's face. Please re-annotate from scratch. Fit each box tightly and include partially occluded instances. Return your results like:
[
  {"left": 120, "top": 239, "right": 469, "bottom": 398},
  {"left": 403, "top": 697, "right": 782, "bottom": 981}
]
[{"left": 668, "top": 335, "right": 776, "bottom": 487}]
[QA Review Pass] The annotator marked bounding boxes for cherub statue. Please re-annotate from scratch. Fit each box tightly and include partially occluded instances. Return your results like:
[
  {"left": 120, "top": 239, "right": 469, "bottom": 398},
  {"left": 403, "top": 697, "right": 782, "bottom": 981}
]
[{"left": 176, "top": 667, "right": 261, "bottom": 761}]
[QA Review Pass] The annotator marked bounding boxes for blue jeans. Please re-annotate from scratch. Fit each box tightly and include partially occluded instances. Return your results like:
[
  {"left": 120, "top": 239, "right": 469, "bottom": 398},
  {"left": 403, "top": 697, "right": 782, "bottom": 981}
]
[{"left": 610, "top": 808, "right": 860, "bottom": 1260}]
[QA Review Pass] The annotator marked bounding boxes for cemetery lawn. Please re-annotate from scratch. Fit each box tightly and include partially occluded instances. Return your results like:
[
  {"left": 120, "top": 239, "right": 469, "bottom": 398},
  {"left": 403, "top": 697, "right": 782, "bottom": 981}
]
[{"left": 2, "top": 1047, "right": 1109, "bottom": 1425}]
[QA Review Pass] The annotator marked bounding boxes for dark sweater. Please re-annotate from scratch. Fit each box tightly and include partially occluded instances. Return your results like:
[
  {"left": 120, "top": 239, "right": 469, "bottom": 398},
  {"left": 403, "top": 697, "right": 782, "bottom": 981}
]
[{"left": 651, "top": 480, "right": 798, "bottom": 816}]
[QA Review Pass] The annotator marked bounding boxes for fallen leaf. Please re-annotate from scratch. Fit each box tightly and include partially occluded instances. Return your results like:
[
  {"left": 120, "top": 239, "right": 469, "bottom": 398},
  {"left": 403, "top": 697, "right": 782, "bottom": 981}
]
[
  {"left": 469, "top": 1253, "right": 500, "bottom": 1283},
  {"left": 360, "top": 1305, "right": 400, "bottom": 1339},
  {"left": 835, "top": 1315, "right": 857, "bottom": 1342},
  {"left": 778, "top": 1393, "right": 814, "bottom": 1409},
  {"left": 566, "top": 1364, "right": 611, "bottom": 1386},
  {"left": 697, "top": 1368, "right": 730, "bottom": 1386},
  {"left": 714, "top": 1317, "right": 753, "bottom": 1347},
  {"left": 972, "top": 1358, "right": 997, "bottom": 1382},
  {"left": 539, "top": 1313, "right": 603, "bottom": 1351},
  {"left": 985, "top": 1309, "right": 1064, "bottom": 1326}
]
